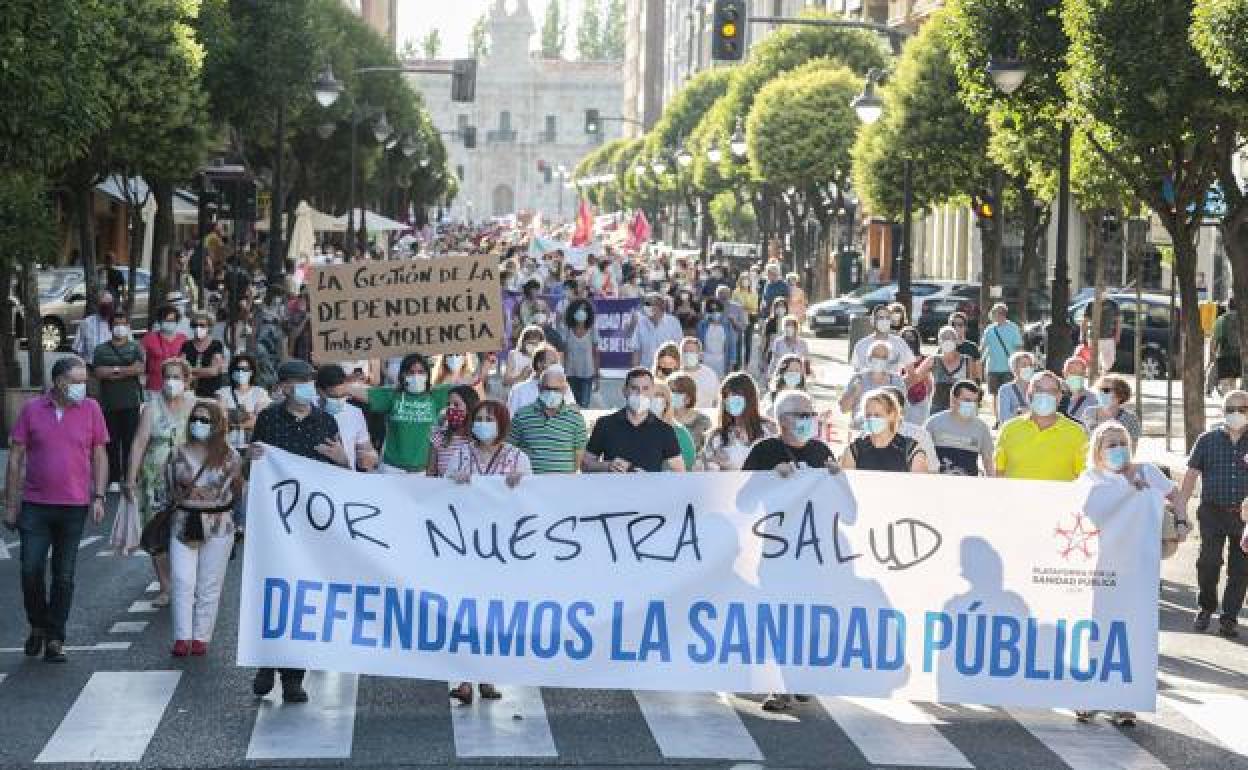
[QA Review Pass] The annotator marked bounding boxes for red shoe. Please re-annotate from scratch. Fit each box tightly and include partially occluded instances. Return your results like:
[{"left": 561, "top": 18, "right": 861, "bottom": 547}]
[
  {"left": 171, "top": 640, "right": 190, "bottom": 657},
  {"left": 190, "top": 640, "right": 207, "bottom": 656}
]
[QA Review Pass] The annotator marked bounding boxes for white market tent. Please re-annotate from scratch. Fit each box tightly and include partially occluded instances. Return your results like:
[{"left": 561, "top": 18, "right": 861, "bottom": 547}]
[{"left": 328, "top": 208, "right": 409, "bottom": 232}]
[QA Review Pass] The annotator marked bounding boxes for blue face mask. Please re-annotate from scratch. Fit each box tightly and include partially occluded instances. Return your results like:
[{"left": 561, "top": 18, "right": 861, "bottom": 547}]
[
  {"left": 292, "top": 382, "right": 317, "bottom": 405},
  {"left": 792, "top": 417, "right": 817, "bottom": 443},
  {"left": 957, "top": 400, "right": 978, "bottom": 418},
  {"left": 1104, "top": 445, "right": 1131, "bottom": 471},
  {"left": 863, "top": 416, "right": 888, "bottom": 435},
  {"left": 725, "top": 394, "right": 747, "bottom": 417},
  {"left": 1031, "top": 392, "right": 1058, "bottom": 417}
]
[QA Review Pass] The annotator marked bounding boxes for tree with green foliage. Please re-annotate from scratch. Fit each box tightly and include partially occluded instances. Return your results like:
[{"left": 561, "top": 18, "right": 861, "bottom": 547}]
[
  {"left": 421, "top": 28, "right": 443, "bottom": 59},
  {"left": 601, "top": 0, "right": 627, "bottom": 60},
  {"left": 1064, "top": 0, "right": 1224, "bottom": 447},
  {"left": 709, "top": 190, "right": 757, "bottom": 242},
  {"left": 471, "top": 14, "right": 490, "bottom": 58},
  {"left": 1191, "top": 0, "right": 1248, "bottom": 396},
  {"left": 577, "top": 0, "right": 604, "bottom": 61},
  {"left": 644, "top": 70, "right": 733, "bottom": 254},
  {"left": 541, "top": 0, "right": 567, "bottom": 59},
  {"left": 746, "top": 62, "right": 861, "bottom": 293}
]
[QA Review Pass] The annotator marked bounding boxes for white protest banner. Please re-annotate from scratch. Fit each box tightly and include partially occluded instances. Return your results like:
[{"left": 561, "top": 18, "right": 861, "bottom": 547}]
[
  {"left": 239, "top": 448, "right": 1159, "bottom": 711},
  {"left": 307, "top": 253, "right": 504, "bottom": 363}
]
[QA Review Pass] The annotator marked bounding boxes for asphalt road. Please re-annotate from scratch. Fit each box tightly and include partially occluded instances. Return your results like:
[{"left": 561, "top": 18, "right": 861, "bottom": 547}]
[{"left": 1, "top": 337, "right": 1245, "bottom": 769}]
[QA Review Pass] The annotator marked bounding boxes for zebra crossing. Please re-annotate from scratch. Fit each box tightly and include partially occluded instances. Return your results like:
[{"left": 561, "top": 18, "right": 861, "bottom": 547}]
[{"left": 4, "top": 667, "right": 1248, "bottom": 768}]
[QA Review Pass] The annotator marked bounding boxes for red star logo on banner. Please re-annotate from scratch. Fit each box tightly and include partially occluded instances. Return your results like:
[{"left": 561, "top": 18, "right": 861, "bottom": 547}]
[{"left": 1055, "top": 512, "right": 1101, "bottom": 561}]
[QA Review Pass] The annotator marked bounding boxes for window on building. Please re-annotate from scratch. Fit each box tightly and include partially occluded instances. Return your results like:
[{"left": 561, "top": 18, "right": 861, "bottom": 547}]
[
  {"left": 456, "top": 164, "right": 465, "bottom": 183},
  {"left": 541, "top": 115, "right": 557, "bottom": 143},
  {"left": 500, "top": 111, "right": 511, "bottom": 130},
  {"left": 489, "top": 110, "right": 517, "bottom": 143},
  {"left": 457, "top": 114, "right": 469, "bottom": 131}
]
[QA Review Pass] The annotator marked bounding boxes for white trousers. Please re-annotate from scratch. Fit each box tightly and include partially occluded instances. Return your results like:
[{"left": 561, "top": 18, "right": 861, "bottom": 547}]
[{"left": 170, "top": 530, "right": 232, "bottom": 642}]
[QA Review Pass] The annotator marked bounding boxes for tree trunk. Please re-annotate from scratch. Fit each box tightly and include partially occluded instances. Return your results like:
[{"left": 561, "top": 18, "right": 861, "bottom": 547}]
[
  {"left": 1088, "top": 210, "right": 1107, "bottom": 383},
  {"left": 22, "top": 261, "right": 45, "bottom": 388},
  {"left": 0, "top": 263, "right": 12, "bottom": 441},
  {"left": 75, "top": 181, "right": 99, "bottom": 316},
  {"left": 1017, "top": 186, "right": 1048, "bottom": 326},
  {"left": 1172, "top": 227, "right": 1206, "bottom": 449},
  {"left": 126, "top": 196, "right": 142, "bottom": 317},
  {"left": 151, "top": 179, "right": 175, "bottom": 305},
  {"left": 1221, "top": 206, "right": 1248, "bottom": 386}
]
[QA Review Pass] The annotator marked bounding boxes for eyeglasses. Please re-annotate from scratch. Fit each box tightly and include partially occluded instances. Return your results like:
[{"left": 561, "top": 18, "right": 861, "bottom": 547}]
[{"left": 1103, "top": 441, "right": 1130, "bottom": 450}]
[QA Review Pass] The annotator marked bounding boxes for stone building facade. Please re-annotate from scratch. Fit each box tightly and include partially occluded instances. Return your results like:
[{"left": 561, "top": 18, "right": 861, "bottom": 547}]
[{"left": 404, "top": 0, "right": 625, "bottom": 222}]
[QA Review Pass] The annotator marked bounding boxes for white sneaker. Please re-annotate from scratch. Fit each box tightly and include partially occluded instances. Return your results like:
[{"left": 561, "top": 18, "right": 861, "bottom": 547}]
[{"left": 108, "top": 482, "right": 121, "bottom": 493}]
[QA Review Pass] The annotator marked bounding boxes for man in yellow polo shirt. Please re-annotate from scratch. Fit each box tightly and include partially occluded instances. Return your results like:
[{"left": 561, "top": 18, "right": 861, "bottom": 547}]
[{"left": 995, "top": 370, "right": 1087, "bottom": 480}]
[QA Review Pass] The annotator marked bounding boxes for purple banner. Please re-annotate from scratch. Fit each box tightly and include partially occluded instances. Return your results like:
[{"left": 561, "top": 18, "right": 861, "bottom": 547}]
[{"left": 500, "top": 290, "right": 640, "bottom": 371}]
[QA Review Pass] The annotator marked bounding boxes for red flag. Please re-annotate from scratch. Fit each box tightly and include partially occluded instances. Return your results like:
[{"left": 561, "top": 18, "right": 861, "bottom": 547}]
[
  {"left": 624, "top": 209, "right": 651, "bottom": 252},
  {"left": 571, "top": 199, "right": 594, "bottom": 247}
]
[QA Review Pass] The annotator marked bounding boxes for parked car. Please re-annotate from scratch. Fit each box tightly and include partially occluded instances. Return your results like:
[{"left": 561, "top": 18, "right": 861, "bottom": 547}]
[
  {"left": 917, "top": 285, "right": 1051, "bottom": 341},
  {"left": 1023, "top": 292, "right": 1179, "bottom": 379},
  {"left": 805, "top": 285, "right": 879, "bottom": 337},
  {"left": 16, "top": 267, "right": 153, "bottom": 351}
]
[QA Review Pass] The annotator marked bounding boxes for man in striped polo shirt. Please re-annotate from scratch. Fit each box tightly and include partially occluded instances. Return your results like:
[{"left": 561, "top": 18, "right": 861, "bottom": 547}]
[{"left": 509, "top": 365, "right": 588, "bottom": 474}]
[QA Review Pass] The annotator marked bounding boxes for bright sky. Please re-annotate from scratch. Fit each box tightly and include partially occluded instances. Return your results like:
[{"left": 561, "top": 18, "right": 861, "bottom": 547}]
[{"left": 398, "top": 0, "right": 586, "bottom": 58}]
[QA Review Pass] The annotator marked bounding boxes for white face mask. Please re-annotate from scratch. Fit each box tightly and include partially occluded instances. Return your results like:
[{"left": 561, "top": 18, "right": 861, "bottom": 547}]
[
  {"left": 232, "top": 370, "right": 251, "bottom": 386},
  {"left": 404, "top": 374, "right": 427, "bottom": 394},
  {"left": 163, "top": 378, "right": 185, "bottom": 399},
  {"left": 783, "top": 371, "right": 802, "bottom": 388},
  {"left": 682, "top": 352, "right": 700, "bottom": 370},
  {"left": 189, "top": 421, "right": 212, "bottom": 441},
  {"left": 112, "top": 325, "right": 130, "bottom": 338},
  {"left": 671, "top": 393, "right": 687, "bottom": 410},
  {"left": 472, "top": 420, "right": 499, "bottom": 443},
  {"left": 524, "top": 342, "right": 539, "bottom": 356},
  {"left": 1227, "top": 411, "right": 1248, "bottom": 431},
  {"left": 875, "top": 318, "right": 892, "bottom": 333},
  {"left": 627, "top": 393, "right": 651, "bottom": 415},
  {"left": 939, "top": 339, "right": 957, "bottom": 354},
  {"left": 160, "top": 321, "right": 178, "bottom": 335},
  {"left": 323, "top": 396, "right": 347, "bottom": 416},
  {"left": 445, "top": 354, "right": 464, "bottom": 371},
  {"left": 194, "top": 327, "right": 208, "bottom": 340},
  {"left": 868, "top": 359, "right": 889, "bottom": 374},
  {"left": 539, "top": 389, "right": 564, "bottom": 410}
]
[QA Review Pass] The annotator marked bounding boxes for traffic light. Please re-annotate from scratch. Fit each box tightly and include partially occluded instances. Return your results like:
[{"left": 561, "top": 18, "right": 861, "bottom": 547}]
[
  {"left": 451, "top": 59, "right": 477, "bottom": 103},
  {"left": 712, "top": 0, "right": 746, "bottom": 61},
  {"left": 585, "top": 109, "right": 600, "bottom": 136},
  {"left": 461, "top": 126, "right": 477, "bottom": 149}
]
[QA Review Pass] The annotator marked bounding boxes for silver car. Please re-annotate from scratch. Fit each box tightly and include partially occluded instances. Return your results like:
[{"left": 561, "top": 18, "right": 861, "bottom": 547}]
[{"left": 18, "top": 267, "right": 153, "bottom": 351}]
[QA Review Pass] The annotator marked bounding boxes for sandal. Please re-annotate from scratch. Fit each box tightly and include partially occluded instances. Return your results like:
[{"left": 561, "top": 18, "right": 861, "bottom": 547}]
[
  {"left": 761, "top": 694, "right": 791, "bottom": 712},
  {"left": 449, "top": 682, "right": 473, "bottom": 705},
  {"left": 479, "top": 683, "right": 502, "bottom": 700}
]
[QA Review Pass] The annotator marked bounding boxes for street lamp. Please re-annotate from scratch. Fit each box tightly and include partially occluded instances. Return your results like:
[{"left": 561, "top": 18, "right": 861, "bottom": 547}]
[
  {"left": 851, "top": 68, "right": 912, "bottom": 314},
  {"left": 988, "top": 56, "right": 1073, "bottom": 369},
  {"left": 314, "top": 64, "right": 343, "bottom": 108},
  {"left": 373, "top": 112, "right": 393, "bottom": 143},
  {"left": 676, "top": 145, "right": 694, "bottom": 168},
  {"left": 317, "top": 122, "right": 336, "bottom": 140},
  {"left": 707, "top": 142, "right": 723, "bottom": 164},
  {"left": 401, "top": 136, "right": 418, "bottom": 158},
  {"left": 651, "top": 157, "right": 668, "bottom": 175},
  {"left": 729, "top": 117, "right": 748, "bottom": 158},
  {"left": 851, "top": 71, "right": 885, "bottom": 125},
  {"left": 987, "top": 58, "right": 1027, "bottom": 95}
]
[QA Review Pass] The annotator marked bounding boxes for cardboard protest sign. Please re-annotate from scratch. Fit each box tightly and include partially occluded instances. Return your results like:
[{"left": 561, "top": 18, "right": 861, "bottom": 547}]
[{"left": 308, "top": 254, "right": 504, "bottom": 363}]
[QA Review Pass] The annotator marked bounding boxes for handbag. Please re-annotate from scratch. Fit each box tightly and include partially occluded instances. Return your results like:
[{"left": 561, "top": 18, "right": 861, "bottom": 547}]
[
  {"left": 109, "top": 496, "right": 141, "bottom": 556},
  {"left": 139, "top": 458, "right": 207, "bottom": 556},
  {"left": 1160, "top": 504, "right": 1180, "bottom": 560}
]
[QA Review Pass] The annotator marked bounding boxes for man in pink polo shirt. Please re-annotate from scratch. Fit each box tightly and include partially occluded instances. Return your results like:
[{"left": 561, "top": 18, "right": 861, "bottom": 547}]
[{"left": 2, "top": 356, "right": 109, "bottom": 663}]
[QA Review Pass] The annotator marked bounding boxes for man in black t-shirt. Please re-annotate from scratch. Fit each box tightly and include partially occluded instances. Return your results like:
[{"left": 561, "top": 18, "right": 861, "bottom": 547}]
[
  {"left": 743, "top": 390, "right": 840, "bottom": 475},
  {"left": 742, "top": 389, "right": 840, "bottom": 713},
  {"left": 583, "top": 368, "right": 685, "bottom": 473}
]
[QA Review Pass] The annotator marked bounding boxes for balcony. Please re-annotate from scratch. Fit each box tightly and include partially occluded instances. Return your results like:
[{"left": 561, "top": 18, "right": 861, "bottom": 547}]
[
  {"left": 486, "top": 129, "right": 517, "bottom": 143},
  {"left": 537, "top": 130, "right": 557, "bottom": 144}
]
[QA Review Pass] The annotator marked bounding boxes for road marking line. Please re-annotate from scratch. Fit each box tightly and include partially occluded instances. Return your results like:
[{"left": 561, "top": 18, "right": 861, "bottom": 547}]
[
  {"left": 35, "top": 671, "right": 180, "bottom": 763},
  {"left": 1162, "top": 690, "right": 1248, "bottom": 756},
  {"left": 0, "top": 539, "right": 12, "bottom": 559},
  {"left": 128, "top": 600, "right": 159, "bottom": 613},
  {"left": 0, "top": 642, "right": 130, "bottom": 654},
  {"left": 450, "top": 684, "right": 557, "bottom": 758},
  {"left": 110, "top": 621, "right": 149, "bottom": 634},
  {"left": 1007, "top": 708, "right": 1167, "bottom": 770},
  {"left": 146, "top": 581, "right": 160, "bottom": 593},
  {"left": 246, "top": 671, "right": 358, "bottom": 760},
  {"left": 818, "top": 697, "right": 971, "bottom": 768},
  {"left": 634, "top": 691, "right": 762, "bottom": 760},
  {"left": 77, "top": 535, "right": 101, "bottom": 550},
  {"left": 97, "top": 549, "right": 145, "bottom": 557}
]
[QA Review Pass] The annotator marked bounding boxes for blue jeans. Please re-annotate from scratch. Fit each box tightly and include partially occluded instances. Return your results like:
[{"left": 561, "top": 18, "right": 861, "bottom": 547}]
[
  {"left": 568, "top": 376, "right": 594, "bottom": 409},
  {"left": 18, "top": 502, "right": 88, "bottom": 641}
]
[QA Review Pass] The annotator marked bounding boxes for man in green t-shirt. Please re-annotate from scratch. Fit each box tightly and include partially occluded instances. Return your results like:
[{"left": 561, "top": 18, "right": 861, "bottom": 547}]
[
  {"left": 1213, "top": 299, "right": 1242, "bottom": 394},
  {"left": 90, "top": 310, "right": 145, "bottom": 489}
]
